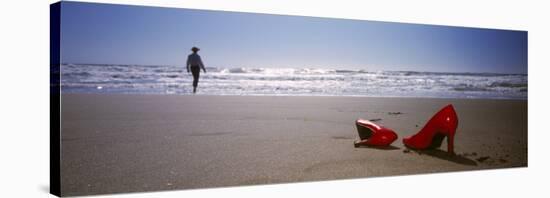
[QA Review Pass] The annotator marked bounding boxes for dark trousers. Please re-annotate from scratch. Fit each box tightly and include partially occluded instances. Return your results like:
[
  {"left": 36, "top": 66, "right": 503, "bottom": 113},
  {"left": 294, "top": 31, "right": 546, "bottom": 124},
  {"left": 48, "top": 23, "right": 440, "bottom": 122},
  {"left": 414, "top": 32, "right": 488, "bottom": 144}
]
[{"left": 191, "top": 66, "right": 200, "bottom": 88}]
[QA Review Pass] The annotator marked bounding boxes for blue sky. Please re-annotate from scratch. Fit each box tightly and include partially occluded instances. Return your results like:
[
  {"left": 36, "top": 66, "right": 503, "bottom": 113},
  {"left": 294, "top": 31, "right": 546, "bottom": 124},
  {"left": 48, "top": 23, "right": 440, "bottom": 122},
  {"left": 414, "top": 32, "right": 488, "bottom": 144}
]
[{"left": 60, "top": 1, "right": 527, "bottom": 74}]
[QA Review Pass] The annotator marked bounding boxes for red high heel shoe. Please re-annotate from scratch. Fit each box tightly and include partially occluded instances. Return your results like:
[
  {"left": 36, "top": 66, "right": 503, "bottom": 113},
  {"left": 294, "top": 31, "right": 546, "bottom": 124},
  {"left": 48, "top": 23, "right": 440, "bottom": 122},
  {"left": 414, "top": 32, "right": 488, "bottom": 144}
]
[
  {"left": 354, "top": 119, "right": 398, "bottom": 147},
  {"left": 403, "top": 104, "right": 458, "bottom": 154}
]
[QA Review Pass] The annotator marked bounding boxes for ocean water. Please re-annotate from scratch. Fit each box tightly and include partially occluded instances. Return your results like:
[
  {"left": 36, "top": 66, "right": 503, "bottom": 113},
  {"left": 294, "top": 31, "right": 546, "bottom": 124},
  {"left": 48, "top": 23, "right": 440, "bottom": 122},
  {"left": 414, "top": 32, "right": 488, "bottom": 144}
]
[{"left": 59, "top": 64, "right": 527, "bottom": 99}]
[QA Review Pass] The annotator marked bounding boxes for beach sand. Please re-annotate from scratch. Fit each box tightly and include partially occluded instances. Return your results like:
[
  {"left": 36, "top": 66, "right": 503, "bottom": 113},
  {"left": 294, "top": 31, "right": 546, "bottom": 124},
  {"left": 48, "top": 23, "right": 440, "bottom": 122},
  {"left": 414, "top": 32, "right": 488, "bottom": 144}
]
[{"left": 60, "top": 94, "right": 527, "bottom": 196}]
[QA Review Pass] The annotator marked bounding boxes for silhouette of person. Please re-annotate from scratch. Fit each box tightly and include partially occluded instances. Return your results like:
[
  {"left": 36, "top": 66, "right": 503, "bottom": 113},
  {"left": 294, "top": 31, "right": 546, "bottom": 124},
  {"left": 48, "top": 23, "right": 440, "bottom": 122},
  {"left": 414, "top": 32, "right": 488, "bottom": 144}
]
[{"left": 186, "top": 47, "right": 207, "bottom": 93}]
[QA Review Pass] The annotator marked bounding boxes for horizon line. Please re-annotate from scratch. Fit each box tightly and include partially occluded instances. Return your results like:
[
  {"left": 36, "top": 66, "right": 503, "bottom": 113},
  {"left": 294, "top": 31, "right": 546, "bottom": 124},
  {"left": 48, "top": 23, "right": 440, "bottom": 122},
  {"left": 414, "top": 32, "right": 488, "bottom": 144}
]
[{"left": 59, "top": 62, "right": 528, "bottom": 75}]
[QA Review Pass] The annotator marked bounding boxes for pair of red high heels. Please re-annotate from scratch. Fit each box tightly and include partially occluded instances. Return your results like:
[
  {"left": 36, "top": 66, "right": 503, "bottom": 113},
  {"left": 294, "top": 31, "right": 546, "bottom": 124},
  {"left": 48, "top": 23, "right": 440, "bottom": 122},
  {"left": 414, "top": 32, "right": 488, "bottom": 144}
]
[{"left": 354, "top": 104, "right": 458, "bottom": 155}]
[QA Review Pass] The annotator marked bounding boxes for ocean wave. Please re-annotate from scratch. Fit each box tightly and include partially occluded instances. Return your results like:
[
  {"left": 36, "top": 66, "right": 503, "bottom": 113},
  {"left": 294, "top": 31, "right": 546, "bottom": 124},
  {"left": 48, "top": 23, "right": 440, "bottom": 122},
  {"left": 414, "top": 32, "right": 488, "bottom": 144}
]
[
  {"left": 488, "top": 82, "right": 527, "bottom": 88},
  {"left": 452, "top": 85, "right": 490, "bottom": 92},
  {"left": 59, "top": 64, "right": 527, "bottom": 99}
]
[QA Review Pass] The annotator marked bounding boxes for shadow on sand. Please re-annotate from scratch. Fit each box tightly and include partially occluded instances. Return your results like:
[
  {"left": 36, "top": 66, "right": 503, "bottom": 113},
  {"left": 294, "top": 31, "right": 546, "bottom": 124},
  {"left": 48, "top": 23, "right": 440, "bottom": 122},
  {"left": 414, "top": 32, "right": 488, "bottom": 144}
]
[
  {"left": 355, "top": 145, "right": 401, "bottom": 150},
  {"left": 412, "top": 149, "right": 478, "bottom": 166}
]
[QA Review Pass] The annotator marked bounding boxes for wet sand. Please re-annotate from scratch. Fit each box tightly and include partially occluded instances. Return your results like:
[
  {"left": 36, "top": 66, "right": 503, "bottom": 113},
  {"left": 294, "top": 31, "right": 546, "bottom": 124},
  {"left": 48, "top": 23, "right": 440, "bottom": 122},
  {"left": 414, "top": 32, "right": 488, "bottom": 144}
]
[{"left": 60, "top": 94, "right": 527, "bottom": 196}]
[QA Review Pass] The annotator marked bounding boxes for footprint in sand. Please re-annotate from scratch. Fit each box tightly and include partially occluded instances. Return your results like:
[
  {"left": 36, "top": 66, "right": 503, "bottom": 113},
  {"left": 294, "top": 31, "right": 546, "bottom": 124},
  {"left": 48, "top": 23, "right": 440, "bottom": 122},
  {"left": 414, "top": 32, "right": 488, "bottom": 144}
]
[{"left": 331, "top": 136, "right": 354, "bottom": 140}]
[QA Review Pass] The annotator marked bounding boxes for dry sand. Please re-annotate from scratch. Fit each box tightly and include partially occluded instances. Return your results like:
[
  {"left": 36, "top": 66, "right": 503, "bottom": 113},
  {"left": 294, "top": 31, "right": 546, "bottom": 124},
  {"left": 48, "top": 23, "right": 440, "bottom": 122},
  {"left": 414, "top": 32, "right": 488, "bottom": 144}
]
[{"left": 60, "top": 94, "right": 527, "bottom": 196}]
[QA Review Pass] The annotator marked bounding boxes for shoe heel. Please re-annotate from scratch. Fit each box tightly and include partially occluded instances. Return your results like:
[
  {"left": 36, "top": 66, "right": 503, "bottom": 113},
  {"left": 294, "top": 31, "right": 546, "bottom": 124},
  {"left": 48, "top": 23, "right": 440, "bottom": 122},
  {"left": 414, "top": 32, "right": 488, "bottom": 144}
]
[{"left": 447, "top": 132, "right": 455, "bottom": 155}]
